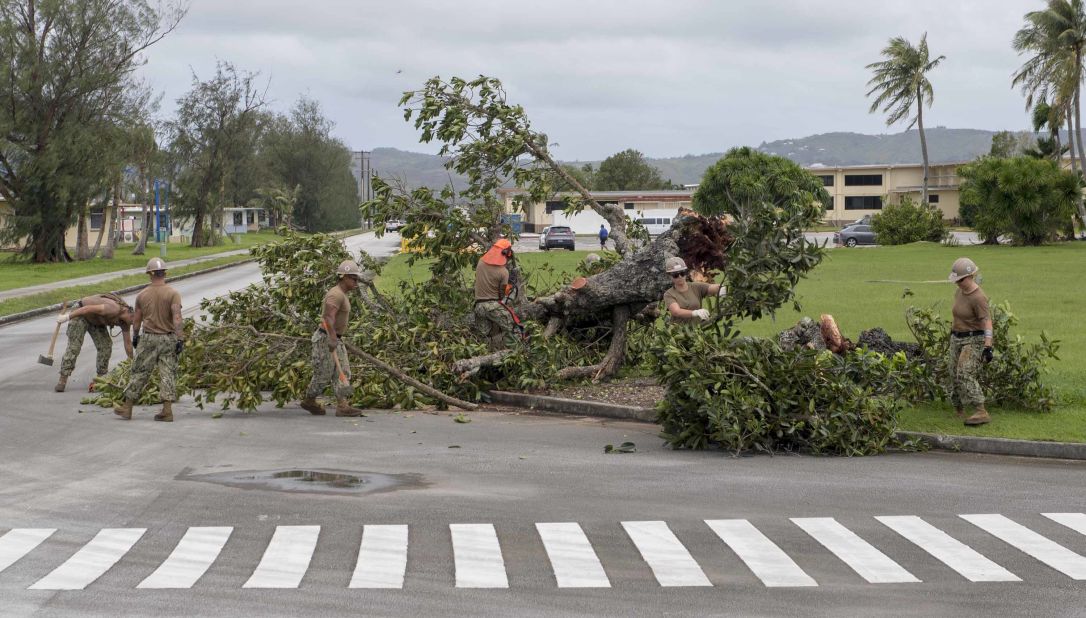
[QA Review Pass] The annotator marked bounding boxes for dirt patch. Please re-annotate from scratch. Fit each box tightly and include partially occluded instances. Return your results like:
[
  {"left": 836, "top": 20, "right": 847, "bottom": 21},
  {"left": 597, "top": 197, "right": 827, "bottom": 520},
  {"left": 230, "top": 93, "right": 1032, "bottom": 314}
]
[{"left": 545, "top": 376, "right": 663, "bottom": 409}]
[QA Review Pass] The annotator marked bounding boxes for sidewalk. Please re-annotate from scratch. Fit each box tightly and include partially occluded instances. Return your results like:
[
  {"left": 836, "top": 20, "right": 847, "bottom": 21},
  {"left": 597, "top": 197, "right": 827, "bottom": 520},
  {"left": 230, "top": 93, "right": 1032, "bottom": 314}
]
[{"left": 0, "top": 249, "right": 250, "bottom": 302}]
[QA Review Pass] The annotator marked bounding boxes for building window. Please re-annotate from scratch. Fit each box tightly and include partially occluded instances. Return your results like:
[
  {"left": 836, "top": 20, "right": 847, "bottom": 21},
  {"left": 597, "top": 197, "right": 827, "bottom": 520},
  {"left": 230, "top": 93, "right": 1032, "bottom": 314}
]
[
  {"left": 545, "top": 200, "right": 565, "bottom": 214},
  {"left": 844, "top": 174, "right": 883, "bottom": 186},
  {"left": 246, "top": 210, "right": 256, "bottom": 224},
  {"left": 928, "top": 194, "right": 940, "bottom": 203},
  {"left": 89, "top": 212, "right": 104, "bottom": 230},
  {"left": 624, "top": 202, "right": 635, "bottom": 210},
  {"left": 844, "top": 196, "right": 883, "bottom": 210},
  {"left": 233, "top": 212, "right": 243, "bottom": 225},
  {"left": 819, "top": 175, "right": 834, "bottom": 187},
  {"left": 824, "top": 195, "right": 834, "bottom": 210}
]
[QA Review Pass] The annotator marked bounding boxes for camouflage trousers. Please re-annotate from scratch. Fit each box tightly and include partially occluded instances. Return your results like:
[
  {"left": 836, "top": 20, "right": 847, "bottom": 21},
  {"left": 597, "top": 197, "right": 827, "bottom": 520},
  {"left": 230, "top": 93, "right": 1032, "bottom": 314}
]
[
  {"left": 305, "top": 330, "right": 353, "bottom": 400},
  {"left": 948, "top": 334, "right": 985, "bottom": 409},
  {"left": 473, "top": 301, "right": 515, "bottom": 352},
  {"left": 124, "top": 333, "right": 178, "bottom": 402},
  {"left": 60, "top": 317, "right": 112, "bottom": 377}
]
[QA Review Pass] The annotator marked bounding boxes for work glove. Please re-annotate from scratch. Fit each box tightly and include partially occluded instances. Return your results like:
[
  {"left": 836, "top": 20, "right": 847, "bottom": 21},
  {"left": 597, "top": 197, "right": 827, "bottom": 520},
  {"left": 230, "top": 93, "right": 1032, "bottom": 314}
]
[
  {"left": 692, "top": 308, "right": 711, "bottom": 322},
  {"left": 56, "top": 313, "right": 70, "bottom": 324},
  {"left": 132, "top": 333, "right": 140, "bottom": 348},
  {"left": 982, "top": 346, "right": 994, "bottom": 364},
  {"left": 175, "top": 340, "right": 185, "bottom": 355},
  {"left": 717, "top": 285, "right": 727, "bottom": 298}
]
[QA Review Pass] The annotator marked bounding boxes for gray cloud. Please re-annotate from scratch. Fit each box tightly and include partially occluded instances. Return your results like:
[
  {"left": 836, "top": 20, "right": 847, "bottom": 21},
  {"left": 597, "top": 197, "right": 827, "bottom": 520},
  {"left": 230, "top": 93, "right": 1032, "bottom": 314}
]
[{"left": 138, "top": 0, "right": 1041, "bottom": 160}]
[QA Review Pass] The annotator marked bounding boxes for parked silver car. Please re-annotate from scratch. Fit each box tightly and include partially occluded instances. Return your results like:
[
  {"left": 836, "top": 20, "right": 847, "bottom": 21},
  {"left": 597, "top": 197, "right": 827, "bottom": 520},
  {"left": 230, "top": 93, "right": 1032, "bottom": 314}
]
[
  {"left": 537, "top": 226, "right": 551, "bottom": 249},
  {"left": 834, "top": 224, "right": 877, "bottom": 247}
]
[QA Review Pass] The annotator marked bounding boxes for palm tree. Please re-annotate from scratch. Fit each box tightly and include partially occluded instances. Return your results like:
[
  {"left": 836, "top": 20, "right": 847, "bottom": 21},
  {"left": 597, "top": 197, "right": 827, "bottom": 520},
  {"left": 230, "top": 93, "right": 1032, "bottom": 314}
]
[
  {"left": 1013, "top": 0, "right": 1086, "bottom": 226},
  {"left": 866, "top": 34, "right": 945, "bottom": 204}
]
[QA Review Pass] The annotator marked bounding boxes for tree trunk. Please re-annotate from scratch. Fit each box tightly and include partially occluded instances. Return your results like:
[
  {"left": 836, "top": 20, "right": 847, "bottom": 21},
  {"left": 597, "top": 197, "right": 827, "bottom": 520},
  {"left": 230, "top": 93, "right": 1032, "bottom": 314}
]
[
  {"left": 916, "top": 88, "right": 929, "bottom": 206},
  {"left": 88, "top": 203, "right": 108, "bottom": 259},
  {"left": 1068, "top": 107, "right": 1086, "bottom": 229},
  {"left": 76, "top": 207, "right": 89, "bottom": 260},
  {"left": 555, "top": 305, "right": 631, "bottom": 381},
  {"left": 102, "top": 181, "right": 119, "bottom": 259}
]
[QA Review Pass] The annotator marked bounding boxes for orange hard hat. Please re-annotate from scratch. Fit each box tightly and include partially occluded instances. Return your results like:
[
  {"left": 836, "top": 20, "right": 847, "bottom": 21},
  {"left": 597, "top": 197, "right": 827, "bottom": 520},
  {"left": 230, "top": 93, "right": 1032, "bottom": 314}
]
[{"left": 482, "top": 238, "right": 513, "bottom": 266}]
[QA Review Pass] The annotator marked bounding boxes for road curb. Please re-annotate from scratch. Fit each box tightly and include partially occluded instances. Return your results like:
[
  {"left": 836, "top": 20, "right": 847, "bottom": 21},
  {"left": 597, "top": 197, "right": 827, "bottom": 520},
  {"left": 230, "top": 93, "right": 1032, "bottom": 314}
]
[
  {"left": 895, "top": 431, "right": 1086, "bottom": 461},
  {"left": 0, "top": 257, "right": 254, "bottom": 327},
  {"left": 489, "top": 391, "right": 1086, "bottom": 461}
]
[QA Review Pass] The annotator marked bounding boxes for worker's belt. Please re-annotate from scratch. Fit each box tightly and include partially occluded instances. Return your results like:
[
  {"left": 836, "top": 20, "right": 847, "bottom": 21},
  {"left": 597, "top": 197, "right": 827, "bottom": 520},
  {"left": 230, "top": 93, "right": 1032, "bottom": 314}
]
[{"left": 951, "top": 330, "right": 985, "bottom": 338}]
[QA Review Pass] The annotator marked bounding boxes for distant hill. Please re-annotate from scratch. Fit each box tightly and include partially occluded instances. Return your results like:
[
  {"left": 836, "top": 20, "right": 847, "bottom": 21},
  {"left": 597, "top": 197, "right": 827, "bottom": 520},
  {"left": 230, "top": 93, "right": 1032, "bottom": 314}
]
[{"left": 369, "top": 128, "right": 1025, "bottom": 190}]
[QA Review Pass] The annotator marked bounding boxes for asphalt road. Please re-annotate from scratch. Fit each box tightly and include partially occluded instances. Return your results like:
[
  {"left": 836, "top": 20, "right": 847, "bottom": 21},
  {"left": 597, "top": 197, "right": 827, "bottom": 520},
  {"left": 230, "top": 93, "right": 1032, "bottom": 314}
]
[
  {"left": 514, "top": 230, "right": 982, "bottom": 253},
  {"left": 1, "top": 230, "right": 1084, "bottom": 617}
]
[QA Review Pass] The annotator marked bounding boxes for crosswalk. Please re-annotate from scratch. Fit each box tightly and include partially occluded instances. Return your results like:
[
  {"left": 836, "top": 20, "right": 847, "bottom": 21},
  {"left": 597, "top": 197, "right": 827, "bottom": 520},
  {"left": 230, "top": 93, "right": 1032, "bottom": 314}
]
[{"left": 1, "top": 513, "right": 1084, "bottom": 591}]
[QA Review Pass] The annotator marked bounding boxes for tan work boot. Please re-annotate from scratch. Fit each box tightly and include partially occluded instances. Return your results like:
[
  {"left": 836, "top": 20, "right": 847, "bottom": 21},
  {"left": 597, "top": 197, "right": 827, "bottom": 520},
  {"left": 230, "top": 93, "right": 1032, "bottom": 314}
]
[
  {"left": 154, "top": 401, "right": 173, "bottom": 422},
  {"left": 335, "top": 398, "right": 365, "bottom": 417},
  {"left": 54, "top": 375, "right": 67, "bottom": 392},
  {"left": 113, "top": 399, "right": 134, "bottom": 420},
  {"left": 964, "top": 406, "right": 991, "bottom": 426},
  {"left": 300, "top": 398, "right": 326, "bottom": 416}
]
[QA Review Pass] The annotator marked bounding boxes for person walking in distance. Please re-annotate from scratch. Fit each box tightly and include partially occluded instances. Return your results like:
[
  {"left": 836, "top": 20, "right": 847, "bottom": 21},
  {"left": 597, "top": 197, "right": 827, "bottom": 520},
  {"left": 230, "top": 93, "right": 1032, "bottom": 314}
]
[
  {"left": 54, "top": 293, "right": 135, "bottom": 392},
  {"left": 473, "top": 239, "right": 516, "bottom": 352},
  {"left": 947, "top": 257, "right": 995, "bottom": 426},
  {"left": 299, "top": 260, "right": 366, "bottom": 417},
  {"left": 662, "top": 256, "right": 726, "bottom": 324},
  {"left": 598, "top": 224, "right": 609, "bottom": 250},
  {"left": 114, "top": 258, "right": 184, "bottom": 422}
]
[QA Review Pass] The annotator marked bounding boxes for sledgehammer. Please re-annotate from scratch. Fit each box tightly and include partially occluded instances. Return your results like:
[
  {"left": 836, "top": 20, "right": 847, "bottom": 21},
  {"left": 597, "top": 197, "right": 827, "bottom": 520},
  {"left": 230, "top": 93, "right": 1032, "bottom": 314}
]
[{"left": 38, "top": 301, "right": 69, "bottom": 366}]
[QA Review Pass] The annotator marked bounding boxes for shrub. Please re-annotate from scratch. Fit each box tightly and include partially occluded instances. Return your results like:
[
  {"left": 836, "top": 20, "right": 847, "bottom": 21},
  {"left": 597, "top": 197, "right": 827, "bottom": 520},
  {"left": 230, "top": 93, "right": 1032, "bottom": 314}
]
[
  {"left": 871, "top": 196, "right": 949, "bottom": 245},
  {"left": 958, "top": 157, "right": 1079, "bottom": 245}
]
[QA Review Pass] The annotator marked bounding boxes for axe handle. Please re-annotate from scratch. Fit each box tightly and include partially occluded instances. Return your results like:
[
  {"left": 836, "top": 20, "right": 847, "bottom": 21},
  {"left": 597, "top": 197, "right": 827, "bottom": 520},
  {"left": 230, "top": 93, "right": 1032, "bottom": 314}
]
[
  {"left": 46, "top": 301, "right": 69, "bottom": 357},
  {"left": 322, "top": 319, "right": 349, "bottom": 385}
]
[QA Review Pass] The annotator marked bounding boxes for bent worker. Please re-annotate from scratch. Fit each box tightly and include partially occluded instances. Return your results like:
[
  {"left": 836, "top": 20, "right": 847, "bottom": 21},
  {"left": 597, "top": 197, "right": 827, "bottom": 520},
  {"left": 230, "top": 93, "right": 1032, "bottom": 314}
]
[
  {"left": 947, "top": 257, "right": 994, "bottom": 426},
  {"left": 54, "top": 293, "right": 135, "bottom": 392},
  {"left": 299, "top": 260, "right": 365, "bottom": 417},
  {"left": 114, "top": 258, "right": 183, "bottom": 422},
  {"left": 662, "top": 256, "right": 725, "bottom": 324},
  {"left": 474, "top": 238, "right": 516, "bottom": 352}
]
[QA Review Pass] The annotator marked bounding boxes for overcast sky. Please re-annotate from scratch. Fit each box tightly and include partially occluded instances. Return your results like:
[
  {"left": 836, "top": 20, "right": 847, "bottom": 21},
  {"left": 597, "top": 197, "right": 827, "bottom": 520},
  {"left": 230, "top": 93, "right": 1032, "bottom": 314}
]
[{"left": 137, "top": 0, "right": 1036, "bottom": 160}]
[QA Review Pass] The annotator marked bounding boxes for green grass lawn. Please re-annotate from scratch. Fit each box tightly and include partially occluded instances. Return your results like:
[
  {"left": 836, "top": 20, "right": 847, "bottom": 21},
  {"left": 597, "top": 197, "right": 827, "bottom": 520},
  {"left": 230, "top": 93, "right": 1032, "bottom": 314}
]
[
  {"left": 0, "top": 255, "right": 250, "bottom": 317},
  {"left": 379, "top": 242, "right": 1086, "bottom": 442},
  {"left": 0, "top": 230, "right": 281, "bottom": 292}
]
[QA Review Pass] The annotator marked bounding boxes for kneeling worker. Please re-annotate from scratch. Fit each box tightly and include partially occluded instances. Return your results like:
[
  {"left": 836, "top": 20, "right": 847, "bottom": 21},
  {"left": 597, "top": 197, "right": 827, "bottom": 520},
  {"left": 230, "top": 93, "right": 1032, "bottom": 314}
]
[
  {"left": 54, "top": 293, "right": 135, "bottom": 392},
  {"left": 299, "top": 260, "right": 365, "bottom": 417},
  {"left": 114, "top": 258, "right": 183, "bottom": 422},
  {"left": 474, "top": 239, "right": 516, "bottom": 352},
  {"left": 662, "top": 256, "right": 725, "bottom": 324}
]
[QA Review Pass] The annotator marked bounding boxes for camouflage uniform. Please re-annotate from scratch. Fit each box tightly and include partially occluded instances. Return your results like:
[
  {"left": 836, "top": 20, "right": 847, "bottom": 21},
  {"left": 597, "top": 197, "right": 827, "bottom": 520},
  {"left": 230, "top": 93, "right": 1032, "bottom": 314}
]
[
  {"left": 473, "top": 301, "right": 515, "bottom": 352},
  {"left": 60, "top": 318, "right": 113, "bottom": 377},
  {"left": 947, "top": 334, "right": 985, "bottom": 409},
  {"left": 304, "top": 329, "right": 353, "bottom": 400},
  {"left": 123, "top": 333, "right": 178, "bottom": 402}
]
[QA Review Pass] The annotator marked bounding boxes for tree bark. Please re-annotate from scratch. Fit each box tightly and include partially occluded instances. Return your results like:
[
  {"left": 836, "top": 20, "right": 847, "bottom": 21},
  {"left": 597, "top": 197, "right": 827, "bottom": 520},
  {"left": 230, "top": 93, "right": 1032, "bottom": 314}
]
[
  {"left": 102, "top": 181, "right": 119, "bottom": 259},
  {"left": 916, "top": 87, "right": 929, "bottom": 205},
  {"left": 88, "top": 204, "right": 108, "bottom": 259},
  {"left": 1068, "top": 107, "right": 1086, "bottom": 229},
  {"left": 555, "top": 304, "right": 631, "bottom": 381}
]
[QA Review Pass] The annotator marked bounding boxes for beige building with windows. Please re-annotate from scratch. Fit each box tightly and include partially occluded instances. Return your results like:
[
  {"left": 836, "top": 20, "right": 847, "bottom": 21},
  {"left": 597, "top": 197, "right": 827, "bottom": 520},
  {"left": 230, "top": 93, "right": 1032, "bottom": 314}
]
[{"left": 501, "top": 161, "right": 969, "bottom": 230}]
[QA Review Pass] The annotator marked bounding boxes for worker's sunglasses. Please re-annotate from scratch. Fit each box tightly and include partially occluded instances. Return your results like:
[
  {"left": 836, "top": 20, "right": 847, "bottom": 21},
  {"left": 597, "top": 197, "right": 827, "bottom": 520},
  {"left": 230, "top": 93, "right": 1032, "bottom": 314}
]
[{"left": 671, "top": 271, "right": 687, "bottom": 278}]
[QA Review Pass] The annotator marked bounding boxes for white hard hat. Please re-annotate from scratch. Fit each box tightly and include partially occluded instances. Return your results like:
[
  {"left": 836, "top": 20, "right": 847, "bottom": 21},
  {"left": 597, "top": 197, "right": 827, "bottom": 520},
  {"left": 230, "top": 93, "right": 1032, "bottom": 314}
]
[
  {"left": 336, "top": 260, "right": 362, "bottom": 277},
  {"left": 145, "top": 257, "right": 167, "bottom": 273},
  {"left": 948, "top": 257, "right": 979, "bottom": 282},
  {"left": 664, "top": 256, "right": 688, "bottom": 273}
]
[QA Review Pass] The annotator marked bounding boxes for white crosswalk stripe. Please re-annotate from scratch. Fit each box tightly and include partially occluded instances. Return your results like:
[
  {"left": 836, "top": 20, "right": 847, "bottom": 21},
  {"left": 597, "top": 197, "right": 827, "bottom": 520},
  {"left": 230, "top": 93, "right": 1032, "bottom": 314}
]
[
  {"left": 537, "top": 522, "right": 611, "bottom": 588},
  {"left": 621, "top": 521, "right": 711, "bottom": 587},
  {"left": 876, "top": 516, "right": 1019, "bottom": 582},
  {"left": 29, "top": 528, "right": 146, "bottom": 590},
  {"left": 138, "top": 526, "right": 233, "bottom": 589},
  {"left": 450, "top": 524, "right": 508, "bottom": 588},
  {"left": 962, "top": 514, "right": 1086, "bottom": 580},
  {"left": 705, "top": 519, "right": 817, "bottom": 587},
  {"left": 0, "top": 529, "right": 55, "bottom": 575},
  {"left": 792, "top": 517, "right": 920, "bottom": 583},
  {"left": 4, "top": 514, "right": 1086, "bottom": 591},
  {"left": 1043, "top": 512, "right": 1086, "bottom": 537},
  {"left": 350, "top": 525, "right": 409, "bottom": 589},
  {"left": 243, "top": 525, "right": 320, "bottom": 589}
]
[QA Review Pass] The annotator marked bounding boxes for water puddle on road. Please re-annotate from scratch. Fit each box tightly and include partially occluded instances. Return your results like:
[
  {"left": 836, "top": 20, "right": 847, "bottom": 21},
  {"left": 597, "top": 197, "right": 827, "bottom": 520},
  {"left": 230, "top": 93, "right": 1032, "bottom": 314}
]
[{"left": 177, "top": 468, "right": 428, "bottom": 496}]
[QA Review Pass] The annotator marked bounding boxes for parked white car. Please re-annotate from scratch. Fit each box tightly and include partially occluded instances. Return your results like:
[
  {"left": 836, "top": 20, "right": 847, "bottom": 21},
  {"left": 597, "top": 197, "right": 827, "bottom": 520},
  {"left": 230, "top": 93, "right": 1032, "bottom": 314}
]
[{"left": 537, "top": 226, "right": 551, "bottom": 249}]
